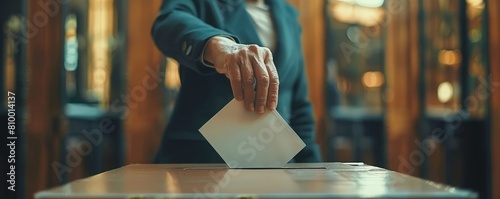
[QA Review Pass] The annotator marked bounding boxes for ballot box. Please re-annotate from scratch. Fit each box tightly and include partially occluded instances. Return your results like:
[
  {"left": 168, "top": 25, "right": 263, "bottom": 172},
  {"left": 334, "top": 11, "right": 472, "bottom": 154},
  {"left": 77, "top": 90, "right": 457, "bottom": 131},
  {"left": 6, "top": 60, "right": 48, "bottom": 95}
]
[{"left": 35, "top": 163, "right": 477, "bottom": 199}]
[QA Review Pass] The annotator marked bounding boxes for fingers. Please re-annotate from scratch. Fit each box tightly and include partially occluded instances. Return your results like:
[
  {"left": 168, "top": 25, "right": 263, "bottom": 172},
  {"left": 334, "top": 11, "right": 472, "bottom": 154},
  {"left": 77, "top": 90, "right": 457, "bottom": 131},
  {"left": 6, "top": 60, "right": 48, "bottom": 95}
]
[
  {"left": 265, "top": 52, "right": 279, "bottom": 110},
  {"left": 215, "top": 44, "right": 278, "bottom": 113},
  {"left": 239, "top": 52, "right": 256, "bottom": 112},
  {"left": 252, "top": 56, "right": 269, "bottom": 114},
  {"left": 227, "top": 58, "right": 243, "bottom": 101}
]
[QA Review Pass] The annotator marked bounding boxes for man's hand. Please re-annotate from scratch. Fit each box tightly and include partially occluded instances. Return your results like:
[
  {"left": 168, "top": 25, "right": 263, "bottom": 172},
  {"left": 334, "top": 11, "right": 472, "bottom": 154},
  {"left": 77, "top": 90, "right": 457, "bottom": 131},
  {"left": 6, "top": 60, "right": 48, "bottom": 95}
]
[{"left": 204, "top": 36, "right": 279, "bottom": 113}]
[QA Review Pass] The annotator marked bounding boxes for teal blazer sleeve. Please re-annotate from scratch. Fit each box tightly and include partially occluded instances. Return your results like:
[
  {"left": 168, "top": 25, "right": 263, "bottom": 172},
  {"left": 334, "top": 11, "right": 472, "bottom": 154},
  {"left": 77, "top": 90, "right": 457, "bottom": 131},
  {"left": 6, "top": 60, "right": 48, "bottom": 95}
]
[{"left": 151, "top": 0, "right": 239, "bottom": 75}]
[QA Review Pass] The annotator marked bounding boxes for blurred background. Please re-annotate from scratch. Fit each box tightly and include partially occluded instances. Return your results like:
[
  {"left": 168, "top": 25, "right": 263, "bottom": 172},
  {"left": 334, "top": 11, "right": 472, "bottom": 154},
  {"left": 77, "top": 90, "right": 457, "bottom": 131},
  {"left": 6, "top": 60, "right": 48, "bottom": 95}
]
[{"left": 0, "top": 0, "right": 499, "bottom": 198}]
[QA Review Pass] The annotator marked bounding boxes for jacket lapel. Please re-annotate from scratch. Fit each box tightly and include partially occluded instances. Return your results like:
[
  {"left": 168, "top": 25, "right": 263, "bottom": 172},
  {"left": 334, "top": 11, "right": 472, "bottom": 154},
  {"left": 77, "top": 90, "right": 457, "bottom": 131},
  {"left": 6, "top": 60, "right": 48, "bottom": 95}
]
[
  {"left": 220, "top": 0, "right": 263, "bottom": 47},
  {"left": 265, "top": 0, "right": 291, "bottom": 74},
  {"left": 220, "top": 0, "right": 290, "bottom": 73}
]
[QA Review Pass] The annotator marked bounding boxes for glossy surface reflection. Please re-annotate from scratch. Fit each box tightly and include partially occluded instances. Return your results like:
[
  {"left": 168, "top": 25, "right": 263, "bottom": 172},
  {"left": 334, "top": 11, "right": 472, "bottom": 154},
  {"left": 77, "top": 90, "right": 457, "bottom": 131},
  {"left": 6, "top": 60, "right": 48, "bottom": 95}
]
[{"left": 35, "top": 163, "right": 476, "bottom": 199}]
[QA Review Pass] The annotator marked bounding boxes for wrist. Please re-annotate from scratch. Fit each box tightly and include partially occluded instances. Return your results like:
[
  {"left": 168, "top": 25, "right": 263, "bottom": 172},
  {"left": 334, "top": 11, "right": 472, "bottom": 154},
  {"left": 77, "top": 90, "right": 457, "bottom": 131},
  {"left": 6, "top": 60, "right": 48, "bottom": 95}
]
[{"left": 203, "top": 36, "right": 237, "bottom": 65}]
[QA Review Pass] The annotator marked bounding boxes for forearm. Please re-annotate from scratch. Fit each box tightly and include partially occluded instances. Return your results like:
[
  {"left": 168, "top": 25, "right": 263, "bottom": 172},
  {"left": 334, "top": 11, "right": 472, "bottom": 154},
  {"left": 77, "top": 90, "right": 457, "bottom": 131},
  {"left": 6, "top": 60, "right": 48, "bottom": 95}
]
[
  {"left": 151, "top": 0, "right": 238, "bottom": 74},
  {"left": 203, "top": 36, "right": 238, "bottom": 66}
]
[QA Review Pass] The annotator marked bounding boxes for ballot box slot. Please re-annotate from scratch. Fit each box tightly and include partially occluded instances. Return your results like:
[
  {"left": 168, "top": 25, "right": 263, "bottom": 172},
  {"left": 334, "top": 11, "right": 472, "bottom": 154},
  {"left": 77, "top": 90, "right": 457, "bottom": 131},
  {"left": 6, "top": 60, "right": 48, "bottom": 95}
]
[
  {"left": 342, "top": 162, "right": 364, "bottom": 166},
  {"left": 241, "top": 166, "right": 328, "bottom": 170},
  {"left": 182, "top": 166, "right": 328, "bottom": 170}
]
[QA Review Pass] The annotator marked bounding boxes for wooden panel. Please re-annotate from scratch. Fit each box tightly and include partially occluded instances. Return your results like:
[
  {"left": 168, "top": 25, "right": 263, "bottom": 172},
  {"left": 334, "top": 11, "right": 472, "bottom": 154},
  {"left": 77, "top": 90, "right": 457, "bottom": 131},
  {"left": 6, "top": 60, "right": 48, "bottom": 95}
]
[
  {"left": 287, "top": 0, "right": 327, "bottom": 160},
  {"left": 26, "top": 0, "right": 65, "bottom": 198},
  {"left": 125, "top": 0, "right": 166, "bottom": 164},
  {"left": 385, "top": 0, "right": 420, "bottom": 176},
  {"left": 488, "top": 0, "right": 500, "bottom": 198}
]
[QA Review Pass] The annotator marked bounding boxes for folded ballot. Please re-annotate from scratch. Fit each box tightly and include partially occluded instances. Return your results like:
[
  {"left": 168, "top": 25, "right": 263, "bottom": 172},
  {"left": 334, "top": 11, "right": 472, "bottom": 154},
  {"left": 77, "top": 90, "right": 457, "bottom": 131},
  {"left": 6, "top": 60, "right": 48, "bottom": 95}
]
[{"left": 199, "top": 99, "right": 305, "bottom": 168}]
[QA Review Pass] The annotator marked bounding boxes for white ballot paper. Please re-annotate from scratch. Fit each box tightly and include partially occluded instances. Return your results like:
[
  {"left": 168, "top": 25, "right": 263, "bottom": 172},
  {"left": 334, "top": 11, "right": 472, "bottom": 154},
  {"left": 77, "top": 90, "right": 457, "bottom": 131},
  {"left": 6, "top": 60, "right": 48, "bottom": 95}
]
[{"left": 199, "top": 99, "right": 306, "bottom": 168}]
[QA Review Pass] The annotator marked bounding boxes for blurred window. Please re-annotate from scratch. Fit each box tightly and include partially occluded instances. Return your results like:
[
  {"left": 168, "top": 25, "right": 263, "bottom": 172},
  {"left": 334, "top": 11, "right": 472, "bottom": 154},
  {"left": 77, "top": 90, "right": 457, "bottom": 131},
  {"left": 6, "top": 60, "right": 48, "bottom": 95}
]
[
  {"left": 421, "top": 0, "right": 487, "bottom": 118},
  {"left": 325, "top": 0, "right": 387, "bottom": 166}
]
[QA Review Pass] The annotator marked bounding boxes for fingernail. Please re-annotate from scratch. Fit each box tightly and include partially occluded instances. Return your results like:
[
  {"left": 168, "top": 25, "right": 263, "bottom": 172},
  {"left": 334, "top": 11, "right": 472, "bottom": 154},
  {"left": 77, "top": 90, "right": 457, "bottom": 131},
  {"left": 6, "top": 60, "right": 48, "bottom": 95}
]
[
  {"left": 257, "top": 106, "right": 264, "bottom": 114},
  {"left": 249, "top": 103, "right": 254, "bottom": 111},
  {"left": 270, "top": 101, "right": 276, "bottom": 109}
]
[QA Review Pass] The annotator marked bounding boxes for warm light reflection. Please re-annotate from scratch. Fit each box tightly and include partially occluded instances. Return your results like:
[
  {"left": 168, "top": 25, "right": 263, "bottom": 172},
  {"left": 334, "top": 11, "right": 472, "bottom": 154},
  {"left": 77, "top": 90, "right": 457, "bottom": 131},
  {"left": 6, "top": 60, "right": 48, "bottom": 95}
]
[
  {"left": 466, "top": 0, "right": 484, "bottom": 9},
  {"left": 88, "top": 0, "right": 113, "bottom": 108},
  {"left": 362, "top": 71, "right": 384, "bottom": 88},
  {"left": 330, "top": 3, "right": 385, "bottom": 26},
  {"left": 437, "top": 81, "right": 454, "bottom": 103},
  {"left": 356, "top": 0, "right": 384, "bottom": 8},
  {"left": 165, "top": 172, "right": 180, "bottom": 193},
  {"left": 165, "top": 58, "right": 181, "bottom": 89},
  {"left": 336, "top": 0, "right": 384, "bottom": 8},
  {"left": 438, "top": 50, "right": 462, "bottom": 66},
  {"left": 93, "top": 68, "right": 107, "bottom": 85}
]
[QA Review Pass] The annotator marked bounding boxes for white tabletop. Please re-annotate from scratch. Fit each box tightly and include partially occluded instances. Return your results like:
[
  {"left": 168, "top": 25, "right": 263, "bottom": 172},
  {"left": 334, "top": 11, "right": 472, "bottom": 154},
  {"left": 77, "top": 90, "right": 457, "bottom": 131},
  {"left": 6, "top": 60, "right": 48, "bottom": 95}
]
[{"left": 35, "top": 163, "right": 477, "bottom": 199}]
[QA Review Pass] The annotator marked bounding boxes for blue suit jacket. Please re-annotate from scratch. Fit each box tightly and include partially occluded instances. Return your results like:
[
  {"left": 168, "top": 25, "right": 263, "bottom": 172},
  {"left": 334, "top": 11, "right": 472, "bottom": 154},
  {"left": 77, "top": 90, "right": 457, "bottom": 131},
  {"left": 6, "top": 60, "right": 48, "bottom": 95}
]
[{"left": 151, "top": 0, "right": 321, "bottom": 162}]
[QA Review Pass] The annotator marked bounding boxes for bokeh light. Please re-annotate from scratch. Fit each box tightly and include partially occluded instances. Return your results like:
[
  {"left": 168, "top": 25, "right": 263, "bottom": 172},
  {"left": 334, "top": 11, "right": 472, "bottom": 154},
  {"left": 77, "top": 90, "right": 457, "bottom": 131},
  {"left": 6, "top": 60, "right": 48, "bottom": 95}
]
[
  {"left": 362, "top": 71, "right": 384, "bottom": 88},
  {"left": 437, "top": 81, "right": 454, "bottom": 103}
]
